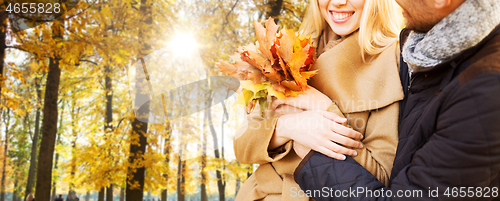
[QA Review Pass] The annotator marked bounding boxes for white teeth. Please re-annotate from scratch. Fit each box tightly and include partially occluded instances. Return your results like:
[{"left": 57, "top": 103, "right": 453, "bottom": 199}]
[{"left": 332, "top": 12, "right": 354, "bottom": 20}]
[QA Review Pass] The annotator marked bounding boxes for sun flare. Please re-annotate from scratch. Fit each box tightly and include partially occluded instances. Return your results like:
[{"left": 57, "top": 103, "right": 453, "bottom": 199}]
[{"left": 169, "top": 33, "right": 199, "bottom": 57}]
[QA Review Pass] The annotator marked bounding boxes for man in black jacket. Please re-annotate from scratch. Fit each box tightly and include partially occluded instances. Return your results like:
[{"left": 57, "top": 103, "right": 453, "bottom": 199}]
[{"left": 293, "top": 0, "right": 500, "bottom": 200}]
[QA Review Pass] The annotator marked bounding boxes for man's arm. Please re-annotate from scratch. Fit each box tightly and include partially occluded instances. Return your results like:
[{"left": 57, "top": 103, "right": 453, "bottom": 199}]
[{"left": 295, "top": 73, "right": 500, "bottom": 201}]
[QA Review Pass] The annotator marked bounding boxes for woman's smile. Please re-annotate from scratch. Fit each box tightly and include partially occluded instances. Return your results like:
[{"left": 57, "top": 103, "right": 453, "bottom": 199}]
[
  {"left": 319, "top": 0, "right": 365, "bottom": 36},
  {"left": 330, "top": 10, "right": 355, "bottom": 23}
]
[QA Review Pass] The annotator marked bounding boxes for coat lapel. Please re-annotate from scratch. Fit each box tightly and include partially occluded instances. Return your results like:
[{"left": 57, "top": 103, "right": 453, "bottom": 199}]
[{"left": 309, "top": 32, "right": 404, "bottom": 113}]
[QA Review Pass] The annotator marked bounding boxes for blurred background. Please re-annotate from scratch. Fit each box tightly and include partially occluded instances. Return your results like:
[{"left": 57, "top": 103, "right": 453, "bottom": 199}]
[{"left": 0, "top": 0, "right": 310, "bottom": 200}]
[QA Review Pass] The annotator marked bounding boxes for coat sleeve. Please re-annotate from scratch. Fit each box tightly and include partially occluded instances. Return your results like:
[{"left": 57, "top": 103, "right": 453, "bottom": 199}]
[
  {"left": 233, "top": 103, "right": 287, "bottom": 165},
  {"left": 351, "top": 102, "right": 399, "bottom": 187},
  {"left": 294, "top": 73, "right": 500, "bottom": 201}
]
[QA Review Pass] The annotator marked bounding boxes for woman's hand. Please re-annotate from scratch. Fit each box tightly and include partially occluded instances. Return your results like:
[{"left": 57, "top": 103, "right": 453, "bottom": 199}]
[
  {"left": 274, "top": 110, "right": 364, "bottom": 160},
  {"left": 274, "top": 104, "right": 304, "bottom": 116},
  {"left": 272, "top": 86, "right": 333, "bottom": 112},
  {"left": 293, "top": 141, "right": 311, "bottom": 159}
]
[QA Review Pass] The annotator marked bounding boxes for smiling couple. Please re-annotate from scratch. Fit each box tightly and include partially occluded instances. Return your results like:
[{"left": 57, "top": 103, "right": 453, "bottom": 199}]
[{"left": 233, "top": 0, "right": 500, "bottom": 200}]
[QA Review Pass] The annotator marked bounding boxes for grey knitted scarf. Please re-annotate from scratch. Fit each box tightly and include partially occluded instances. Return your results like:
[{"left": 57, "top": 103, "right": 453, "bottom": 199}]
[{"left": 402, "top": 0, "right": 500, "bottom": 71}]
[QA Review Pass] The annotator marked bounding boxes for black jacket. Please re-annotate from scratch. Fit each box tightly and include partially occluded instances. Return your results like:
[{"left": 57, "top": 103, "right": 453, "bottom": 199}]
[{"left": 294, "top": 26, "right": 500, "bottom": 200}]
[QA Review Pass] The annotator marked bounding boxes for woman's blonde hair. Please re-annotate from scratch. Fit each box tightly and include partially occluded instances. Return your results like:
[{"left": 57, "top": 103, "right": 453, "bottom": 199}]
[{"left": 299, "top": 0, "right": 404, "bottom": 61}]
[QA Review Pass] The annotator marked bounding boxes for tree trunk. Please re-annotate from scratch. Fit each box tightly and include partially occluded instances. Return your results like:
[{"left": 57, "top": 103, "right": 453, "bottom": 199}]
[
  {"left": 220, "top": 101, "right": 229, "bottom": 200},
  {"left": 25, "top": 78, "right": 42, "bottom": 201},
  {"left": 67, "top": 96, "right": 78, "bottom": 201},
  {"left": 200, "top": 153, "right": 208, "bottom": 201},
  {"left": 106, "top": 184, "right": 113, "bottom": 201},
  {"left": 50, "top": 186, "right": 56, "bottom": 201},
  {"left": 160, "top": 155, "right": 169, "bottom": 201},
  {"left": 206, "top": 96, "right": 225, "bottom": 201},
  {"left": 104, "top": 65, "right": 113, "bottom": 201},
  {"left": 235, "top": 161, "right": 242, "bottom": 196},
  {"left": 119, "top": 187, "right": 124, "bottom": 201},
  {"left": 50, "top": 153, "right": 58, "bottom": 200},
  {"left": 50, "top": 127, "right": 63, "bottom": 201},
  {"left": 200, "top": 107, "right": 209, "bottom": 201},
  {"left": 126, "top": 0, "right": 152, "bottom": 198},
  {"left": 176, "top": 130, "right": 186, "bottom": 201},
  {"left": 0, "top": 8, "right": 7, "bottom": 97},
  {"left": 86, "top": 191, "right": 90, "bottom": 201},
  {"left": 35, "top": 18, "right": 63, "bottom": 201},
  {"left": 161, "top": 143, "right": 172, "bottom": 201},
  {"left": 200, "top": 152, "right": 207, "bottom": 201},
  {"left": 176, "top": 153, "right": 185, "bottom": 201},
  {"left": 160, "top": 190, "right": 166, "bottom": 201},
  {"left": 0, "top": 109, "right": 10, "bottom": 201},
  {"left": 13, "top": 179, "right": 18, "bottom": 201},
  {"left": 161, "top": 122, "right": 171, "bottom": 201},
  {"left": 125, "top": 112, "right": 148, "bottom": 200},
  {"left": 235, "top": 176, "right": 241, "bottom": 196},
  {"left": 98, "top": 187, "right": 105, "bottom": 201},
  {"left": 125, "top": 74, "right": 149, "bottom": 201},
  {"left": 247, "top": 165, "right": 253, "bottom": 179}
]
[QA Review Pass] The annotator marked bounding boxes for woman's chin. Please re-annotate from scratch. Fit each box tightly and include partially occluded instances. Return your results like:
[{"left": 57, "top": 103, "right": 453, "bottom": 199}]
[{"left": 330, "top": 27, "right": 357, "bottom": 37}]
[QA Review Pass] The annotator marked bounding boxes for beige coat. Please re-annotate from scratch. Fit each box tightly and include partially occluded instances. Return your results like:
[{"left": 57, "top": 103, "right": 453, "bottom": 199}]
[{"left": 233, "top": 32, "right": 404, "bottom": 201}]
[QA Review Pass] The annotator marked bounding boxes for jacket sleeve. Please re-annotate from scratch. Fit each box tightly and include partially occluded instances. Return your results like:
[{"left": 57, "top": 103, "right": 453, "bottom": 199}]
[
  {"left": 294, "top": 73, "right": 500, "bottom": 201},
  {"left": 351, "top": 102, "right": 399, "bottom": 187}
]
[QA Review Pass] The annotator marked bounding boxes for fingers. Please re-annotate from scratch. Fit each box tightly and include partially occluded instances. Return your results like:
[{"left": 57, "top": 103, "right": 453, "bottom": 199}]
[
  {"left": 320, "top": 139, "right": 357, "bottom": 157},
  {"left": 316, "top": 110, "right": 363, "bottom": 140},
  {"left": 317, "top": 110, "right": 347, "bottom": 124},
  {"left": 275, "top": 105, "right": 304, "bottom": 115},
  {"left": 282, "top": 110, "right": 364, "bottom": 161},
  {"left": 328, "top": 120, "right": 364, "bottom": 140},
  {"left": 327, "top": 131, "right": 363, "bottom": 149},
  {"left": 315, "top": 146, "right": 347, "bottom": 160},
  {"left": 304, "top": 86, "right": 319, "bottom": 93},
  {"left": 271, "top": 98, "right": 287, "bottom": 110},
  {"left": 272, "top": 96, "right": 306, "bottom": 111}
]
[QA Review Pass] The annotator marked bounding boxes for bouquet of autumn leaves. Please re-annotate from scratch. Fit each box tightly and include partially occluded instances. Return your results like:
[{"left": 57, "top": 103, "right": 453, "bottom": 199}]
[{"left": 216, "top": 18, "right": 317, "bottom": 114}]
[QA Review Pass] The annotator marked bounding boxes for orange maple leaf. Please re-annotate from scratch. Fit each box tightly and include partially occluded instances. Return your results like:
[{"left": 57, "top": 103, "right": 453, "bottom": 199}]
[{"left": 216, "top": 17, "right": 318, "bottom": 114}]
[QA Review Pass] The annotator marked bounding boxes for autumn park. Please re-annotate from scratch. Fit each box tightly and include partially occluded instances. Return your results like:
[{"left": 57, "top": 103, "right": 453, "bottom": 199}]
[{"left": 0, "top": 0, "right": 310, "bottom": 200}]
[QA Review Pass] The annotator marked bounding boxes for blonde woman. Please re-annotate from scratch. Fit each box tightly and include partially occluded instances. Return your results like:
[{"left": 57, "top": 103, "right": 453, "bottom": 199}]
[{"left": 234, "top": 0, "right": 404, "bottom": 200}]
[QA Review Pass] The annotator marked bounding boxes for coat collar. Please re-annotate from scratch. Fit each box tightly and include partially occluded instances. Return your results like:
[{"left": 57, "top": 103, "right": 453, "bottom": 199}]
[
  {"left": 309, "top": 32, "right": 404, "bottom": 113},
  {"left": 407, "top": 24, "right": 500, "bottom": 93}
]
